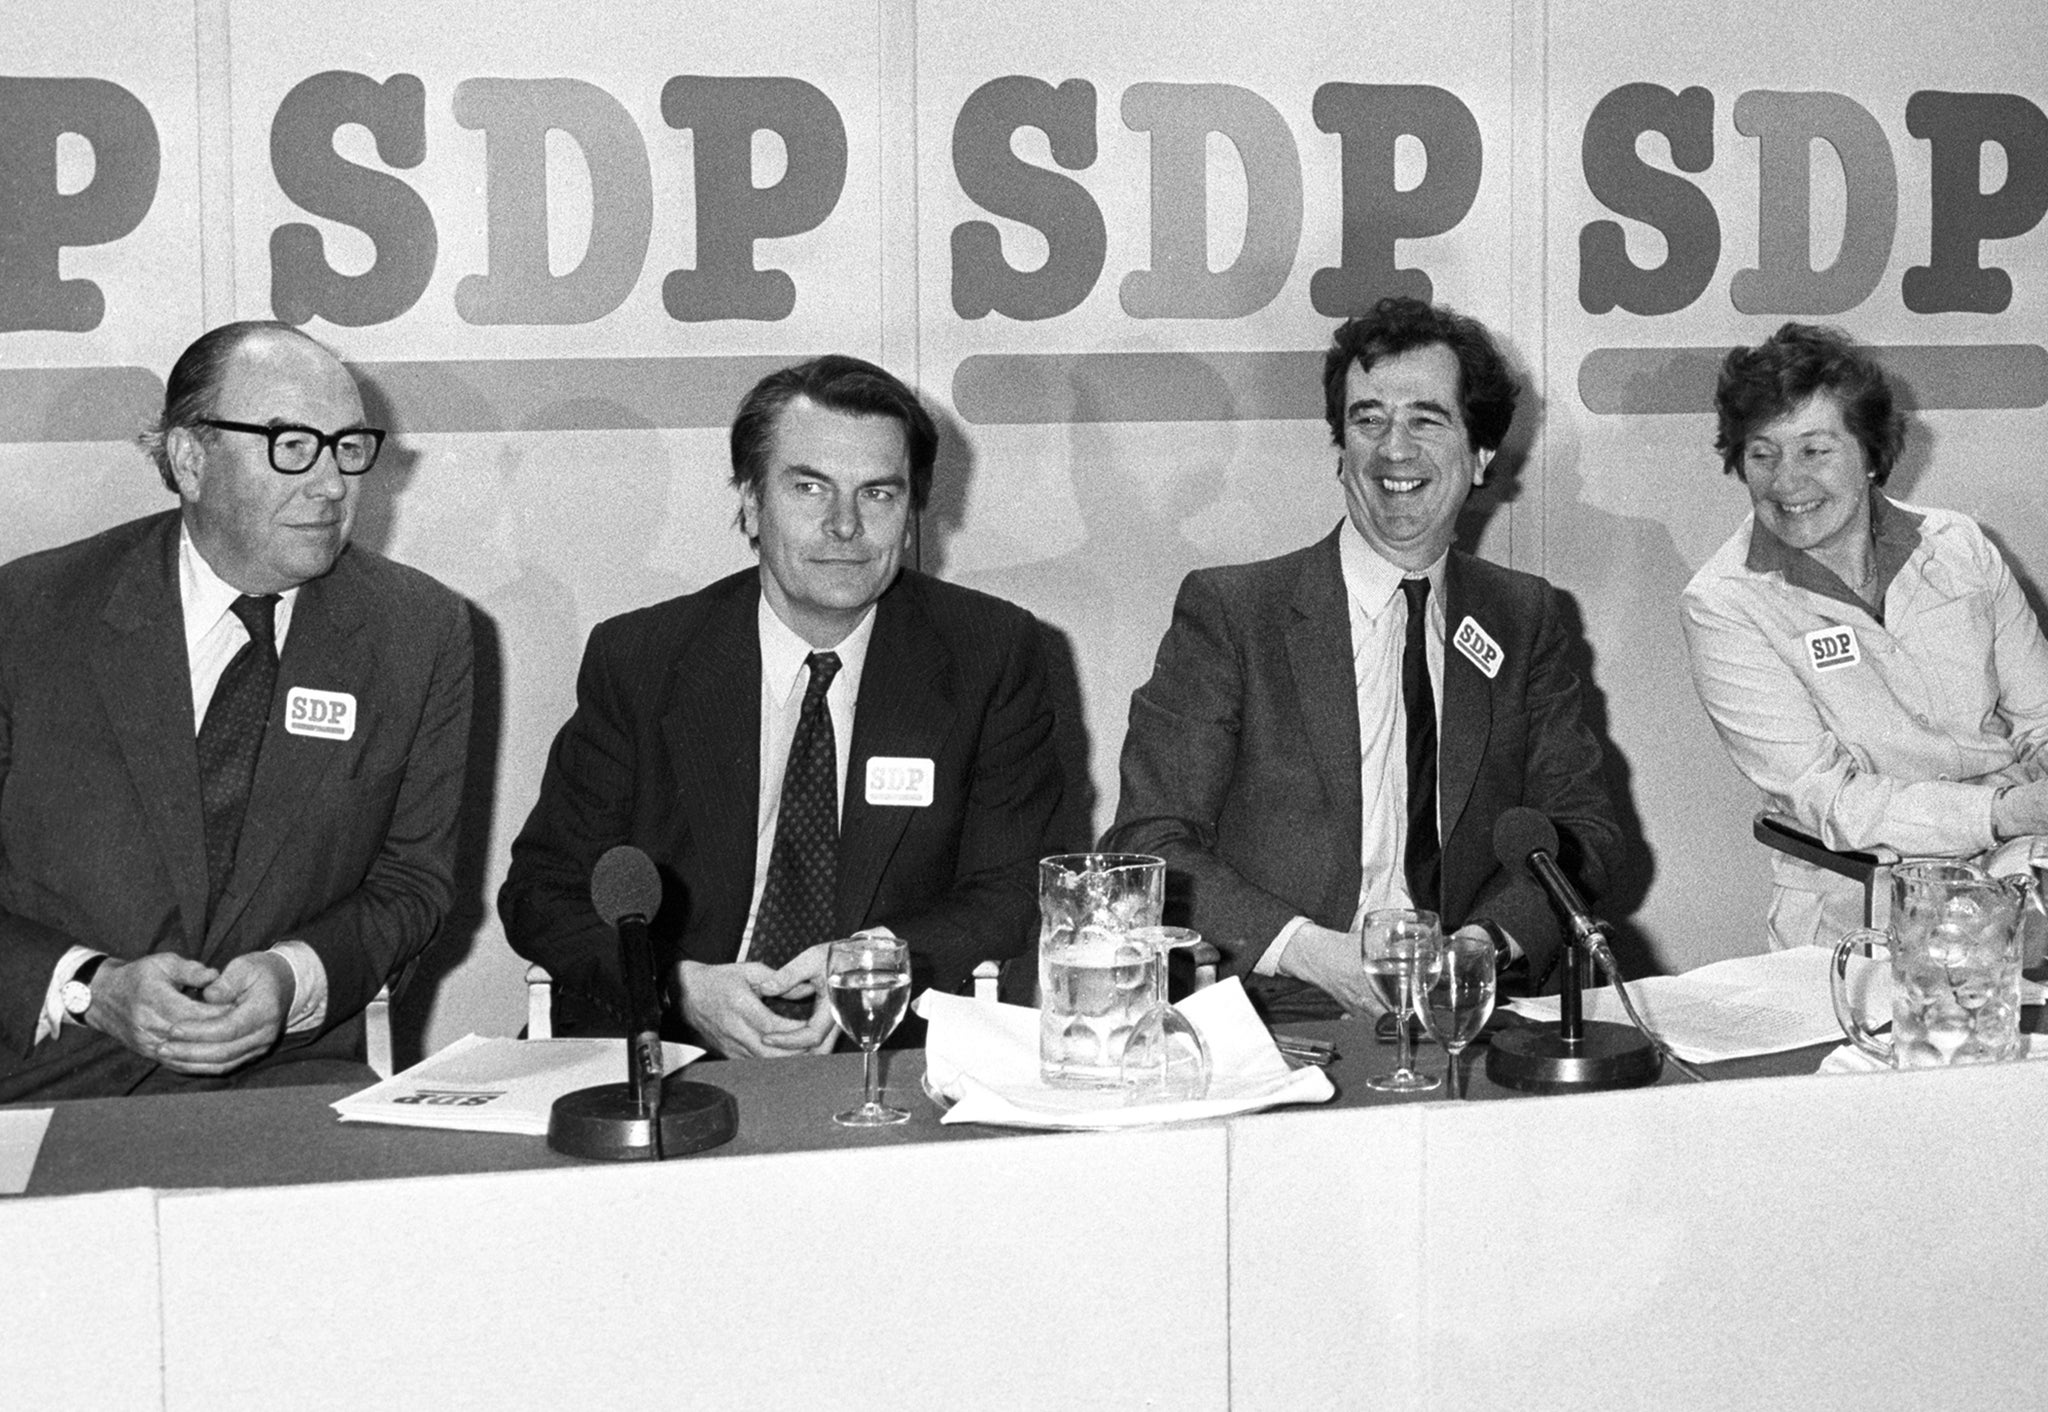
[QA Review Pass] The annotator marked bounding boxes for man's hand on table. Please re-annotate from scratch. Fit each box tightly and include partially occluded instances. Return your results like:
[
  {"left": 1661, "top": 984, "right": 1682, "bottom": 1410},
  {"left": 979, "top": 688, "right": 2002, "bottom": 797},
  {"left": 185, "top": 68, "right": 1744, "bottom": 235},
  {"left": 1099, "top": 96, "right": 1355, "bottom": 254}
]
[
  {"left": 157, "top": 952, "right": 295, "bottom": 1074},
  {"left": 1276, "top": 923, "right": 1386, "bottom": 1018},
  {"left": 761, "top": 944, "right": 839, "bottom": 1055},
  {"left": 85, "top": 952, "right": 235, "bottom": 1069},
  {"left": 676, "top": 954, "right": 835, "bottom": 1059}
]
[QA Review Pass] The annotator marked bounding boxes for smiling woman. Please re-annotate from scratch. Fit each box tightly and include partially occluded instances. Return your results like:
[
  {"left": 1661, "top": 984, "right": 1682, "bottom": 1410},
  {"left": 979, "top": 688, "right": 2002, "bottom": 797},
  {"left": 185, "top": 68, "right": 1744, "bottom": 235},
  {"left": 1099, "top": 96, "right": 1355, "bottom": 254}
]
[{"left": 1680, "top": 322, "right": 2048, "bottom": 951}]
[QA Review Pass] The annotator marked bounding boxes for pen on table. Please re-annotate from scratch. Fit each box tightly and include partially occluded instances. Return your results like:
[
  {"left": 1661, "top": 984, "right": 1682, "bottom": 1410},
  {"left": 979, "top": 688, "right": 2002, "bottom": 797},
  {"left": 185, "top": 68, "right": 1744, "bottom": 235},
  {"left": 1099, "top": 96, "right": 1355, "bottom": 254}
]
[{"left": 1273, "top": 1033, "right": 1336, "bottom": 1066}]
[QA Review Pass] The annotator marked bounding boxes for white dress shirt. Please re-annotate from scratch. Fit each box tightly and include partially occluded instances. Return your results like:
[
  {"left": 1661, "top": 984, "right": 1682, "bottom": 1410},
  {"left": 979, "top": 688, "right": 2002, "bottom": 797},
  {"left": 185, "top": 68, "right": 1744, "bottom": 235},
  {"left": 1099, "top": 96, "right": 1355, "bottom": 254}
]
[
  {"left": 1256, "top": 521, "right": 1444, "bottom": 974},
  {"left": 38, "top": 526, "right": 328, "bottom": 1043},
  {"left": 734, "top": 595, "right": 878, "bottom": 962}
]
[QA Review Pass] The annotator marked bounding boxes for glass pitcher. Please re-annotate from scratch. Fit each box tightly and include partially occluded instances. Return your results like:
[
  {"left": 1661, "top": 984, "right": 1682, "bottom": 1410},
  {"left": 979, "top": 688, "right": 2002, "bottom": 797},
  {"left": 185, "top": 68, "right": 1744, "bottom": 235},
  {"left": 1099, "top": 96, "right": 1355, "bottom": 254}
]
[
  {"left": 1036, "top": 853, "right": 1165, "bottom": 1088},
  {"left": 1829, "top": 859, "right": 2032, "bottom": 1068}
]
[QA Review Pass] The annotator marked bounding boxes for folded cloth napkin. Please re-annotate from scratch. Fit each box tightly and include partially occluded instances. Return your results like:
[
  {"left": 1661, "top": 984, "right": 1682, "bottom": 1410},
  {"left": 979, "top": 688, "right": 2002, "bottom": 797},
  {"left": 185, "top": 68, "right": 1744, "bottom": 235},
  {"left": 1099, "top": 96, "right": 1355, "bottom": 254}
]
[
  {"left": 914, "top": 976, "right": 1334, "bottom": 1129},
  {"left": 1819, "top": 1032, "right": 2044, "bottom": 1074}
]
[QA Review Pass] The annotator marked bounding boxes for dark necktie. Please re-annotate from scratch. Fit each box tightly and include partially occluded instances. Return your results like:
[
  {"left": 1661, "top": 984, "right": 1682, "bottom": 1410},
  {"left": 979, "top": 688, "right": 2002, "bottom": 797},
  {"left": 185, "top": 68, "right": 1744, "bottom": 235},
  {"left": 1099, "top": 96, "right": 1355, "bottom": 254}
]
[
  {"left": 1399, "top": 577, "right": 1441, "bottom": 914},
  {"left": 197, "top": 594, "right": 281, "bottom": 925},
  {"left": 751, "top": 652, "right": 842, "bottom": 1012}
]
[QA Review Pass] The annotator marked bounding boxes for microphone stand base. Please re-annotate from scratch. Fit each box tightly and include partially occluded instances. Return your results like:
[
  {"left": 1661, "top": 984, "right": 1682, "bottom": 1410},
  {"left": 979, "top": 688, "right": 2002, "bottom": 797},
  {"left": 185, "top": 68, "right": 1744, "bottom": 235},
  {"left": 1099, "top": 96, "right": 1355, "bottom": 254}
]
[
  {"left": 1486, "top": 1020, "right": 1663, "bottom": 1094},
  {"left": 547, "top": 1077, "right": 738, "bottom": 1161}
]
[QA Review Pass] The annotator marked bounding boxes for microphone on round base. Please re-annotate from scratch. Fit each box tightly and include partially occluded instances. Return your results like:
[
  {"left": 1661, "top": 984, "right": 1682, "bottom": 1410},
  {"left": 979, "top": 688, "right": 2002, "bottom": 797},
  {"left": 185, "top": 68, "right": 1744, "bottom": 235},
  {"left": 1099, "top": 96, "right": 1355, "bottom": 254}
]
[
  {"left": 1485, "top": 808, "right": 1661, "bottom": 1094},
  {"left": 547, "top": 1076, "right": 738, "bottom": 1161},
  {"left": 551, "top": 844, "right": 739, "bottom": 1159},
  {"left": 1485, "top": 1019, "right": 1662, "bottom": 1094}
]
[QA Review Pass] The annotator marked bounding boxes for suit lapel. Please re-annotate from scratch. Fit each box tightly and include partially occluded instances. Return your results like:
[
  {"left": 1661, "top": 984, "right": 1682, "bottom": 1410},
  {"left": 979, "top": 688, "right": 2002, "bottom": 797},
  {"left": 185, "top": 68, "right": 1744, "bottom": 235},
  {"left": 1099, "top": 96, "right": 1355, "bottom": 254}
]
[
  {"left": 1285, "top": 530, "right": 1362, "bottom": 837},
  {"left": 1438, "top": 553, "right": 1494, "bottom": 848},
  {"left": 837, "top": 581, "right": 955, "bottom": 929},
  {"left": 89, "top": 516, "right": 209, "bottom": 948},
  {"left": 207, "top": 556, "right": 366, "bottom": 948},
  {"left": 660, "top": 581, "right": 763, "bottom": 938}
]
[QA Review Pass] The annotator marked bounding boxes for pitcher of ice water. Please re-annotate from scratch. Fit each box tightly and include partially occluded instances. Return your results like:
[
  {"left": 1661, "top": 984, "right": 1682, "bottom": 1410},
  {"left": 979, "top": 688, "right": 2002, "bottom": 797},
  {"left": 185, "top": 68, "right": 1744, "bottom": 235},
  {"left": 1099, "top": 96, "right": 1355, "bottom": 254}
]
[
  {"left": 1037, "top": 853, "right": 1165, "bottom": 1087},
  {"left": 1829, "top": 859, "right": 2033, "bottom": 1068}
]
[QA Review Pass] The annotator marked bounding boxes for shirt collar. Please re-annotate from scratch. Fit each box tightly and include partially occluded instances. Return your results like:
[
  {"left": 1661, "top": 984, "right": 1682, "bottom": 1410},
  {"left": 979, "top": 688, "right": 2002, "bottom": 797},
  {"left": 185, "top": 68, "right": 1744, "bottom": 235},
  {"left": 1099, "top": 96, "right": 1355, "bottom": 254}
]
[
  {"left": 178, "top": 523, "right": 300, "bottom": 653},
  {"left": 1743, "top": 488, "right": 1923, "bottom": 608},
  {"left": 1338, "top": 516, "right": 1446, "bottom": 621},
  {"left": 756, "top": 593, "right": 878, "bottom": 708}
]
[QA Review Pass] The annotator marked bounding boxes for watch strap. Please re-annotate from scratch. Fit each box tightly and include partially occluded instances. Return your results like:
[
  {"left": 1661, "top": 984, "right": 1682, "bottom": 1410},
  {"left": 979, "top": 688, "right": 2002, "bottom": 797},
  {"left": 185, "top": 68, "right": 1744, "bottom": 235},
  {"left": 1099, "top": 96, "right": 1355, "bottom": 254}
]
[{"left": 64, "top": 953, "right": 110, "bottom": 1017}]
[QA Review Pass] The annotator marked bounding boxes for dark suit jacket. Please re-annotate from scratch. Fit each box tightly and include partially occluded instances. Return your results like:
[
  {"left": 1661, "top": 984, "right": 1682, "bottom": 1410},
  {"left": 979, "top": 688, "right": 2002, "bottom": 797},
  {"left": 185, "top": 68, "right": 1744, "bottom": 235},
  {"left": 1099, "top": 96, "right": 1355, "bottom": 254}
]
[
  {"left": 1105, "top": 527, "right": 1619, "bottom": 1005},
  {"left": 499, "top": 567, "right": 1063, "bottom": 1043},
  {"left": 0, "top": 512, "right": 473, "bottom": 1101}
]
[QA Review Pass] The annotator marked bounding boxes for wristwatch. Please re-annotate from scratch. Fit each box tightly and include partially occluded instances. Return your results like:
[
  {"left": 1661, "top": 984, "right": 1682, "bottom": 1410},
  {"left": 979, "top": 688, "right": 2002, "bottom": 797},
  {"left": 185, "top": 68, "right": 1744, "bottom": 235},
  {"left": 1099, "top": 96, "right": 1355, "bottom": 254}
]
[{"left": 61, "top": 954, "right": 110, "bottom": 1023}]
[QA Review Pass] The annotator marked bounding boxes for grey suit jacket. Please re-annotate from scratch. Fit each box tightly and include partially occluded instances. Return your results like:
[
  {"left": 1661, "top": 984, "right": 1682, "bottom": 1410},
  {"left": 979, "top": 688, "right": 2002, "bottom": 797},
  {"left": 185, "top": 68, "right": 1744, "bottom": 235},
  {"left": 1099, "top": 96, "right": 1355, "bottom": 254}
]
[
  {"left": 1105, "top": 527, "right": 1619, "bottom": 995},
  {"left": 0, "top": 511, "right": 473, "bottom": 1101},
  {"left": 499, "top": 567, "right": 1063, "bottom": 1043}
]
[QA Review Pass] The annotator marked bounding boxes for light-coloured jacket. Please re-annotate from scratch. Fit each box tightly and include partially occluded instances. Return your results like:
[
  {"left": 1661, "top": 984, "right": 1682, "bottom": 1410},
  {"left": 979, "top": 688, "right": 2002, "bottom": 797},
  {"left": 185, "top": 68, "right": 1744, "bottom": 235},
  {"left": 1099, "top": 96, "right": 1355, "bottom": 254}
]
[{"left": 1681, "top": 499, "right": 2048, "bottom": 948}]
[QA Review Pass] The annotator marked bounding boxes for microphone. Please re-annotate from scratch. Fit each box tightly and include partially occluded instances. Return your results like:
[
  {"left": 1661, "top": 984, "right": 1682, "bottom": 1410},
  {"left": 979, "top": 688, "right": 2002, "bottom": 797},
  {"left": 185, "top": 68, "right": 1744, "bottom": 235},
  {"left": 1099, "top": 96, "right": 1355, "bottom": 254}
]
[
  {"left": 1492, "top": 807, "right": 1603, "bottom": 948},
  {"left": 1483, "top": 808, "right": 1662, "bottom": 1094},
  {"left": 545, "top": 845, "right": 739, "bottom": 1161},
  {"left": 592, "top": 845, "right": 666, "bottom": 1130}
]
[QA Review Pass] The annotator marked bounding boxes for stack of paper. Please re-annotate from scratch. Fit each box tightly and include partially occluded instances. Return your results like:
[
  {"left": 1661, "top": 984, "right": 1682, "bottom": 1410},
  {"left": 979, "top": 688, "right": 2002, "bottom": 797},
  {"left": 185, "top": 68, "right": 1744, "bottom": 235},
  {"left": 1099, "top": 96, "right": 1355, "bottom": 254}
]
[
  {"left": 333, "top": 1034, "right": 703, "bottom": 1136},
  {"left": 1506, "top": 945, "right": 1886, "bottom": 1064},
  {"left": 0, "top": 1108, "right": 52, "bottom": 1194}
]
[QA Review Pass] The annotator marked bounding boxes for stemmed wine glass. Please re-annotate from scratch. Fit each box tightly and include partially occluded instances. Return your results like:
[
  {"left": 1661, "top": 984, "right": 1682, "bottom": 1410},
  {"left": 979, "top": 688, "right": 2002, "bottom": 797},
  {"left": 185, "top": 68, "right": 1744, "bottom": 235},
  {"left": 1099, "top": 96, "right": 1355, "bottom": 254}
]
[
  {"left": 1360, "top": 908, "right": 1443, "bottom": 1093},
  {"left": 1418, "top": 930, "right": 1498, "bottom": 1099},
  {"left": 826, "top": 937, "right": 912, "bottom": 1126}
]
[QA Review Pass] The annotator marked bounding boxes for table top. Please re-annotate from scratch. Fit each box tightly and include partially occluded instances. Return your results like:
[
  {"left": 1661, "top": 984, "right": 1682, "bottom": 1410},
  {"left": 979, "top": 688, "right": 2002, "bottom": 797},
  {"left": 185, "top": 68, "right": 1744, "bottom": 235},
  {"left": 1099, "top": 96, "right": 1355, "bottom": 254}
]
[{"left": 10, "top": 1014, "right": 1835, "bottom": 1200}]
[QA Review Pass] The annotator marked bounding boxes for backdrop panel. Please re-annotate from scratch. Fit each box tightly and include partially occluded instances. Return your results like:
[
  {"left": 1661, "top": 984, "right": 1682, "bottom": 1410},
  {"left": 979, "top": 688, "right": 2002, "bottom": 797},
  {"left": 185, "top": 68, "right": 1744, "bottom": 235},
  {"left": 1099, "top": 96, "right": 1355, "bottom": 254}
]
[
  {"left": 918, "top": 0, "right": 1523, "bottom": 855},
  {"left": 1546, "top": 0, "right": 2048, "bottom": 968},
  {"left": 2, "top": 1, "right": 2046, "bottom": 1053}
]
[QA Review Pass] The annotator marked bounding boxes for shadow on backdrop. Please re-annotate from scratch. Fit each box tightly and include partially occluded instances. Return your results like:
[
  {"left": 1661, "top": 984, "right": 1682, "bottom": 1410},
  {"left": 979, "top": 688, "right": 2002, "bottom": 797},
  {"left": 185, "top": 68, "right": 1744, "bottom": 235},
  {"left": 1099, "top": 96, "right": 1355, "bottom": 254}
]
[
  {"left": 955, "top": 355, "right": 1239, "bottom": 851},
  {"left": 1475, "top": 358, "right": 1664, "bottom": 979},
  {"left": 347, "top": 371, "right": 422, "bottom": 561},
  {"left": 1548, "top": 403, "right": 1706, "bottom": 976},
  {"left": 924, "top": 400, "right": 1098, "bottom": 850},
  {"left": 392, "top": 602, "right": 504, "bottom": 1069}
]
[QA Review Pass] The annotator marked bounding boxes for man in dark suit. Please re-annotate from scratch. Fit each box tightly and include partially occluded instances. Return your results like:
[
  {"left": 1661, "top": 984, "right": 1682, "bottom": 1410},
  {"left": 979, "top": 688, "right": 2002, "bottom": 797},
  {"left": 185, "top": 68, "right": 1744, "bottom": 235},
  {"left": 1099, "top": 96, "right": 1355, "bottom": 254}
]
[
  {"left": 501, "top": 355, "right": 1061, "bottom": 1058},
  {"left": 0, "top": 321, "right": 473, "bottom": 1101},
  {"left": 1105, "top": 299, "right": 1619, "bottom": 1021}
]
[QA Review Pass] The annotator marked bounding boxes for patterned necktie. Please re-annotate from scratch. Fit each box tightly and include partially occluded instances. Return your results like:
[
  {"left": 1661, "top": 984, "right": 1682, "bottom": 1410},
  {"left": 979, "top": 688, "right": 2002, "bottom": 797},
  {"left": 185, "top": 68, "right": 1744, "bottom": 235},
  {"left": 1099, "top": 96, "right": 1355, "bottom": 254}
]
[
  {"left": 197, "top": 594, "right": 281, "bottom": 925},
  {"left": 751, "top": 652, "right": 843, "bottom": 1011},
  {"left": 1399, "top": 577, "right": 1441, "bottom": 914}
]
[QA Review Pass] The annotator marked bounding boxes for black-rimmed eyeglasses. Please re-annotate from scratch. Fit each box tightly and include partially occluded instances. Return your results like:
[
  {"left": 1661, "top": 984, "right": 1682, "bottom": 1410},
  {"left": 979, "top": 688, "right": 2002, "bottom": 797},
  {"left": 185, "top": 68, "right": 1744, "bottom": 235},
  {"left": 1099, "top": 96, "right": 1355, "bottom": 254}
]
[{"left": 196, "top": 418, "right": 387, "bottom": 475}]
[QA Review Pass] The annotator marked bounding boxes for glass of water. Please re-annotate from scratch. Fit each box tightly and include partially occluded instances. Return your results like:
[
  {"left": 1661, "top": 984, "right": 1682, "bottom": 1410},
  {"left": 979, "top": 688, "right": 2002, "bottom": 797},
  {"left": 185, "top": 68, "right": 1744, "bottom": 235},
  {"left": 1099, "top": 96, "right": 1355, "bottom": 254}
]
[
  {"left": 1418, "top": 930, "right": 1497, "bottom": 1098},
  {"left": 1360, "top": 908, "right": 1442, "bottom": 1093},
  {"left": 827, "top": 937, "right": 913, "bottom": 1126}
]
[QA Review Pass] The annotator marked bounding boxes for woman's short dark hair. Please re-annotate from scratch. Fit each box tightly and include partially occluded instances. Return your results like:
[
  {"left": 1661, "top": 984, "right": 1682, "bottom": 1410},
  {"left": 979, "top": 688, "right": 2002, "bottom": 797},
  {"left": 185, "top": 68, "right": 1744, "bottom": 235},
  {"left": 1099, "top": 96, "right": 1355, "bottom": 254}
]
[
  {"left": 1321, "top": 296, "right": 1519, "bottom": 453},
  {"left": 137, "top": 320, "right": 319, "bottom": 493},
  {"left": 729, "top": 355, "right": 938, "bottom": 516},
  {"left": 1713, "top": 322, "right": 1905, "bottom": 484}
]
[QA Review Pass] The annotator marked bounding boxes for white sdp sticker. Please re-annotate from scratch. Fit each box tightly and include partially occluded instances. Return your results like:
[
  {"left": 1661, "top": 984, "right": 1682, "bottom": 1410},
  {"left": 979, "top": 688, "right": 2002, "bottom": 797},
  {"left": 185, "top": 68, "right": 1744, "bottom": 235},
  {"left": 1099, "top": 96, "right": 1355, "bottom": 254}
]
[
  {"left": 286, "top": 687, "right": 357, "bottom": 740},
  {"left": 1452, "top": 616, "right": 1504, "bottom": 680},
  {"left": 1803, "top": 625, "right": 1861, "bottom": 673},
  {"left": 865, "top": 756, "right": 934, "bottom": 807}
]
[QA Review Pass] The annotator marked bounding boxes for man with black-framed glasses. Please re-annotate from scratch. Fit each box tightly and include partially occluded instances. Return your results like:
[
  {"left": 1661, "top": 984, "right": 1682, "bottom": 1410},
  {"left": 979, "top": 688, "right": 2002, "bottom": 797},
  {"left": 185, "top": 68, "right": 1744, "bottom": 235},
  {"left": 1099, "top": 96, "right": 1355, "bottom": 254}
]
[{"left": 0, "top": 320, "right": 473, "bottom": 1101}]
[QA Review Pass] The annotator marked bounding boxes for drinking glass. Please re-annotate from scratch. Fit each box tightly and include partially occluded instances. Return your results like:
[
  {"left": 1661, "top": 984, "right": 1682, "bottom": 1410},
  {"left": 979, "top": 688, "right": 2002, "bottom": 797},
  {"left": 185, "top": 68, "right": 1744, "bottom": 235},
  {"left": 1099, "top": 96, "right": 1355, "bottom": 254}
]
[
  {"left": 1120, "top": 1002, "right": 1213, "bottom": 1104},
  {"left": 1418, "top": 930, "right": 1497, "bottom": 1098},
  {"left": 827, "top": 937, "right": 912, "bottom": 1126},
  {"left": 1360, "top": 908, "right": 1442, "bottom": 1093}
]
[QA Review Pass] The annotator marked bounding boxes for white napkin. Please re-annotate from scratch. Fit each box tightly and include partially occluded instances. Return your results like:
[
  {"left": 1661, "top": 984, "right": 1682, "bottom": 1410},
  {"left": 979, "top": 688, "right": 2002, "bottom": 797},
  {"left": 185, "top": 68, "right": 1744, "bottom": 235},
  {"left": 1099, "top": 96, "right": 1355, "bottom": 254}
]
[
  {"left": 1819, "top": 1032, "right": 2045, "bottom": 1074},
  {"left": 914, "top": 976, "right": 1334, "bottom": 1129}
]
